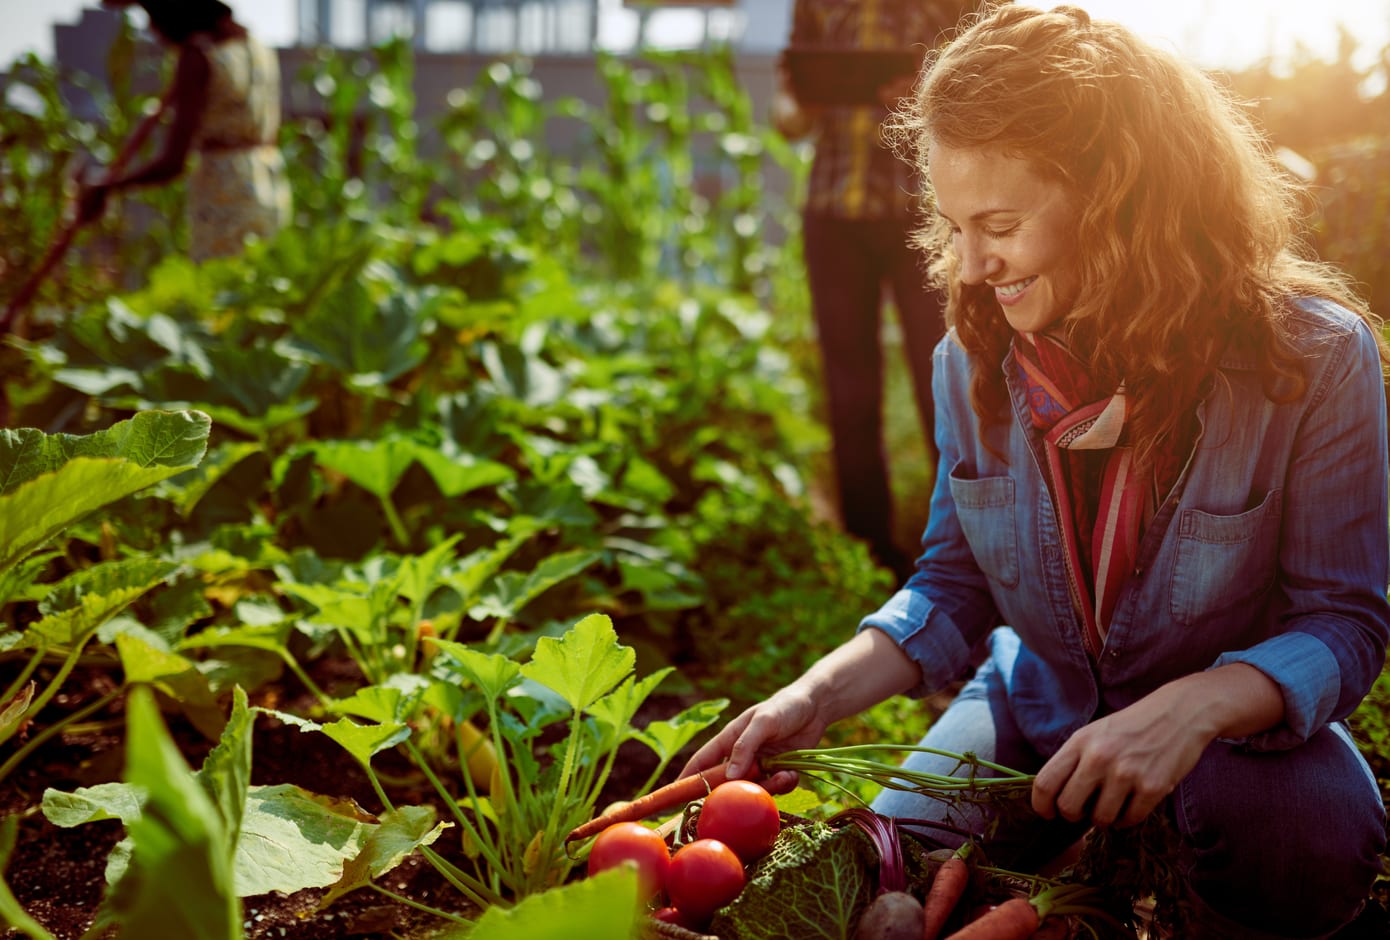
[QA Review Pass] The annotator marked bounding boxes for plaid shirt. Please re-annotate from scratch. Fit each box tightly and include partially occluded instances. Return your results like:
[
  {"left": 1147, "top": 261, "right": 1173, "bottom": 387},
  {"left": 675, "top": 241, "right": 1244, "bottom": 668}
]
[{"left": 790, "top": 0, "right": 968, "bottom": 219}]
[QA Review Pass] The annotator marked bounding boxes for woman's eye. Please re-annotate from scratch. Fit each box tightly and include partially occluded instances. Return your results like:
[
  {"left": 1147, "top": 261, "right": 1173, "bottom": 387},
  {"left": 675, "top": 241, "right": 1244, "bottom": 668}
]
[{"left": 985, "top": 226, "right": 1016, "bottom": 239}]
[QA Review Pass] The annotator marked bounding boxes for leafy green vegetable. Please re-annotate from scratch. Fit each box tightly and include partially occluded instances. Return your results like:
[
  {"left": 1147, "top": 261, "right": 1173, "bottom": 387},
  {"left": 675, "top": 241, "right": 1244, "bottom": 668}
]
[{"left": 710, "top": 821, "right": 876, "bottom": 940}]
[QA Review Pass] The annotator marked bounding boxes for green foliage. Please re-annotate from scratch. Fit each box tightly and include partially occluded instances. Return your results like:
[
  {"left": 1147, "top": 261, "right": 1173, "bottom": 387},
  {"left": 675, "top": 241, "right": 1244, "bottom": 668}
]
[
  {"left": 463, "top": 867, "right": 640, "bottom": 940},
  {"left": 95, "top": 686, "right": 243, "bottom": 940},
  {"left": 44, "top": 689, "right": 445, "bottom": 901},
  {"left": 0, "top": 411, "right": 210, "bottom": 777},
  {"left": 409, "top": 613, "right": 726, "bottom": 903},
  {"left": 1350, "top": 664, "right": 1390, "bottom": 786}
]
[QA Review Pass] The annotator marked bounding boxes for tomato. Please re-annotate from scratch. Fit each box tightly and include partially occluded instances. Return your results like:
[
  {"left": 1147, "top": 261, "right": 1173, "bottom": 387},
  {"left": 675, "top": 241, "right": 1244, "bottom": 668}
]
[
  {"left": 695, "top": 779, "right": 781, "bottom": 862},
  {"left": 587, "top": 822, "right": 671, "bottom": 901},
  {"left": 665, "top": 838, "right": 746, "bottom": 924}
]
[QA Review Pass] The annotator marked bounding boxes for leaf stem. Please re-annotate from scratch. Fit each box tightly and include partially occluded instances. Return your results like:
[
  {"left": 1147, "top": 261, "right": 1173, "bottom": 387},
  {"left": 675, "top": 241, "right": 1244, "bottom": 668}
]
[
  {"left": 0, "top": 686, "right": 122, "bottom": 785},
  {"left": 366, "top": 882, "right": 472, "bottom": 926}
]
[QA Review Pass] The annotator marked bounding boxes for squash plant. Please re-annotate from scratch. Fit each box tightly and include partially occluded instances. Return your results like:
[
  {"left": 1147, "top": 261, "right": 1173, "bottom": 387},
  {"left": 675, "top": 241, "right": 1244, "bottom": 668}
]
[
  {"left": 261, "top": 613, "right": 726, "bottom": 912},
  {"left": 0, "top": 409, "right": 211, "bottom": 779}
]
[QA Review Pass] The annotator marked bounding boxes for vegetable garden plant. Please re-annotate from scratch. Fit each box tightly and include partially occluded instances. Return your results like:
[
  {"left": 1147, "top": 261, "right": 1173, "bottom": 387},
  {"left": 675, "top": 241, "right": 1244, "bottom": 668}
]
[{"left": 2, "top": 27, "right": 1389, "bottom": 940}]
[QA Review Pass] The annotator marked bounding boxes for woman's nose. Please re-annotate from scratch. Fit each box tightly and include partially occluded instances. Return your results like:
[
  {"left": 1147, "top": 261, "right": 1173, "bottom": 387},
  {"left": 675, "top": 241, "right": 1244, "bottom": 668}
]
[{"left": 957, "top": 235, "right": 1000, "bottom": 285}]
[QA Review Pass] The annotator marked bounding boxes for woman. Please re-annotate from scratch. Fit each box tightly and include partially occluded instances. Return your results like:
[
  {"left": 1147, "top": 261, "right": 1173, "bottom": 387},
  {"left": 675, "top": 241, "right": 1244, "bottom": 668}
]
[
  {"left": 78, "top": 0, "right": 290, "bottom": 261},
  {"left": 682, "top": 4, "right": 1389, "bottom": 937}
]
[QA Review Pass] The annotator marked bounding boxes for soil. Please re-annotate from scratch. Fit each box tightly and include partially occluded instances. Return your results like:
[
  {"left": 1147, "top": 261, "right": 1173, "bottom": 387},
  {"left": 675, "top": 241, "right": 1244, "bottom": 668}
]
[{"left": 0, "top": 657, "right": 685, "bottom": 940}]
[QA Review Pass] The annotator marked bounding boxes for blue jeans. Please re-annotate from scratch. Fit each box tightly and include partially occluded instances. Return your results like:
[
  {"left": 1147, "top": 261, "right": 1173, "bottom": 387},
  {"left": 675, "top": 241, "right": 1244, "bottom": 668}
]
[{"left": 871, "top": 656, "right": 1386, "bottom": 938}]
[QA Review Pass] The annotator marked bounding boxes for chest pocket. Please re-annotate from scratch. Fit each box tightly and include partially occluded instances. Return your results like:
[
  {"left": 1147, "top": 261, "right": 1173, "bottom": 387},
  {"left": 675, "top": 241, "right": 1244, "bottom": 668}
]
[
  {"left": 1168, "top": 489, "right": 1282, "bottom": 626},
  {"left": 948, "top": 471, "right": 1021, "bottom": 588}
]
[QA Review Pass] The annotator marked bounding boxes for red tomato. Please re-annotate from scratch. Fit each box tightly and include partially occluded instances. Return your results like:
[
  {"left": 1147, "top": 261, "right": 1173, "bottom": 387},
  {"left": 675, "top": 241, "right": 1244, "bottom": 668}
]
[
  {"left": 665, "top": 838, "right": 746, "bottom": 924},
  {"left": 695, "top": 779, "right": 781, "bottom": 862},
  {"left": 587, "top": 822, "right": 671, "bottom": 901}
]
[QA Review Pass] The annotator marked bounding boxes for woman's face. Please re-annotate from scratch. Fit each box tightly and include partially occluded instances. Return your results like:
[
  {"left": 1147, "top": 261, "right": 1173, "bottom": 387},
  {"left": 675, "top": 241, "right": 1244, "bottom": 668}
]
[{"left": 927, "top": 143, "right": 1081, "bottom": 334}]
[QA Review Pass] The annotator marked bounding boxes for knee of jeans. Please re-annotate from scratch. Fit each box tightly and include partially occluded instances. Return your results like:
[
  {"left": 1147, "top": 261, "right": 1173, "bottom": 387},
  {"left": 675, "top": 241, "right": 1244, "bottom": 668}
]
[{"left": 1176, "top": 739, "right": 1385, "bottom": 936}]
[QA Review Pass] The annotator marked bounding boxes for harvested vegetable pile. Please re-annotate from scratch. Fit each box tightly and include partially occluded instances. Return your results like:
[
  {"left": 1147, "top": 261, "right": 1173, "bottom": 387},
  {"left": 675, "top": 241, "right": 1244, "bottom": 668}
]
[{"left": 566, "top": 746, "right": 1151, "bottom": 939}]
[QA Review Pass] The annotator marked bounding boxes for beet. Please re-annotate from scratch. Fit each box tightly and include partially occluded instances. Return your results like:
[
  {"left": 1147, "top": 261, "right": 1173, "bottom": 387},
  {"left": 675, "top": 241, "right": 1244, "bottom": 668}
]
[{"left": 854, "top": 890, "right": 925, "bottom": 940}]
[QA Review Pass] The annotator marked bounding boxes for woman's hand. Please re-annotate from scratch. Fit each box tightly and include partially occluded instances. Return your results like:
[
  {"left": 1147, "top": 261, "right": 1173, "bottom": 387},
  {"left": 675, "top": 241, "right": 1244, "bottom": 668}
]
[
  {"left": 1031, "top": 663, "right": 1285, "bottom": 828},
  {"left": 678, "top": 685, "right": 832, "bottom": 794},
  {"left": 678, "top": 627, "right": 923, "bottom": 793}
]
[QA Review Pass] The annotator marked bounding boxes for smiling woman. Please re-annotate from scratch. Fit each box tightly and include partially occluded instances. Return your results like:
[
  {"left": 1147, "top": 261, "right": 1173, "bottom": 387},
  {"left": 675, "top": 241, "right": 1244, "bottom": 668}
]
[{"left": 680, "top": 3, "right": 1390, "bottom": 937}]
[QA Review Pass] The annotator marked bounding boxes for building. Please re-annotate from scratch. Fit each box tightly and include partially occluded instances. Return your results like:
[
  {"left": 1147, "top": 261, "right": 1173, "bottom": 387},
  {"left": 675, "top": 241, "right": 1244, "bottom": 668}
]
[{"left": 295, "top": 0, "right": 792, "bottom": 54}]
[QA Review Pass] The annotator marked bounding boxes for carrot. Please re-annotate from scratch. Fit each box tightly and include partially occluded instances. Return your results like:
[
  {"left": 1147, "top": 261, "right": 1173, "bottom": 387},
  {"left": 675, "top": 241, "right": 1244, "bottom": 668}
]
[
  {"left": 922, "top": 844, "right": 974, "bottom": 940},
  {"left": 564, "top": 760, "right": 749, "bottom": 845},
  {"left": 940, "top": 897, "right": 1038, "bottom": 940}
]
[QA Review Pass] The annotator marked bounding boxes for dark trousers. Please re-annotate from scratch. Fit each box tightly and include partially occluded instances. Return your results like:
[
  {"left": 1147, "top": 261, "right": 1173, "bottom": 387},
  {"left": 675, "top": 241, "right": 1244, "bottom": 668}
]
[{"left": 802, "top": 211, "right": 946, "bottom": 577}]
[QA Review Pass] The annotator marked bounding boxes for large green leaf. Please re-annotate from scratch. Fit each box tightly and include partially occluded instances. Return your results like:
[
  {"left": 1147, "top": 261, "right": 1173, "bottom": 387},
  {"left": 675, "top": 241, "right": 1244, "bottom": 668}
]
[
  {"left": 0, "top": 409, "right": 210, "bottom": 492},
  {"left": 116, "top": 633, "right": 227, "bottom": 740},
  {"left": 319, "top": 805, "right": 447, "bottom": 907},
  {"left": 44, "top": 780, "right": 401, "bottom": 900},
  {"left": 263, "top": 710, "right": 411, "bottom": 770},
  {"left": 464, "top": 867, "right": 639, "bottom": 940},
  {"left": 0, "top": 411, "right": 210, "bottom": 579},
  {"left": 25, "top": 558, "right": 178, "bottom": 649},
  {"left": 431, "top": 640, "right": 522, "bottom": 701},
  {"left": 42, "top": 781, "right": 147, "bottom": 828},
  {"left": 196, "top": 687, "right": 253, "bottom": 846},
  {"left": 101, "top": 686, "right": 242, "bottom": 940},
  {"left": 231, "top": 785, "right": 379, "bottom": 897},
  {"left": 520, "top": 613, "right": 633, "bottom": 713},
  {"left": 280, "top": 279, "right": 429, "bottom": 385},
  {"left": 633, "top": 697, "right": 730, "bottom": 766},
  {"left": 468, "top": 549, "right": 602, "bottom": 622},
  {"left": 312, "top": 437, "right": 419, "bottom": 500}
]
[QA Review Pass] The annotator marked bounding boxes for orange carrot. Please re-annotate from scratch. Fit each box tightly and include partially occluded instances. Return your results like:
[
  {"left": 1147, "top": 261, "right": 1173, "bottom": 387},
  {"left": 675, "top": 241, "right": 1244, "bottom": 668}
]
[
  {"left": 940, "top": 897, "right": 1038, "bottom": 940},
  {"left": 922, "top": 845, "right": 973, "bottom": 940},
  {"left": 564, "top": 761, "right": 747, "bottom": 845}
]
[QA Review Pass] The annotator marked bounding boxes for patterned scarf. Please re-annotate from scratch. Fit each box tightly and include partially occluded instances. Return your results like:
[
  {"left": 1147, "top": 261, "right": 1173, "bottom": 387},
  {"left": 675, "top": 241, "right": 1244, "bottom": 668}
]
[{"left": 1013, "top": 332, "right": 1188, "bottom": 658}]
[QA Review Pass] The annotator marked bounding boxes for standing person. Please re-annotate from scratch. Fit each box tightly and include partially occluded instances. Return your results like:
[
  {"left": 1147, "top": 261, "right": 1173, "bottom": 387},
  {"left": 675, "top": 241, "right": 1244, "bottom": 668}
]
[
  {"left": 684, "top": 4, "right": 1389, "bottom": 937},
  {"left": 773, "top": 0, "right": 972, "bottom": 581},
  {"left": 77, "top": 0, "right": 291, "bottom": 261}
]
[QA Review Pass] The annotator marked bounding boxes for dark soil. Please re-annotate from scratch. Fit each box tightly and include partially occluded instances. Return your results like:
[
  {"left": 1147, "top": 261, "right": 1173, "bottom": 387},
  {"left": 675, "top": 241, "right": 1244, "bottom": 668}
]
[{"left": 0, "top": 658, "right": 685, "bottom": 940}]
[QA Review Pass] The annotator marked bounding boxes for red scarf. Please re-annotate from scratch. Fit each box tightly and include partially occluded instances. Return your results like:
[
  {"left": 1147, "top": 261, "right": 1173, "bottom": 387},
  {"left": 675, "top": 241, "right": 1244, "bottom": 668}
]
[{"left": 1013, "top": 333, "right": 1188, "bottom": 658}]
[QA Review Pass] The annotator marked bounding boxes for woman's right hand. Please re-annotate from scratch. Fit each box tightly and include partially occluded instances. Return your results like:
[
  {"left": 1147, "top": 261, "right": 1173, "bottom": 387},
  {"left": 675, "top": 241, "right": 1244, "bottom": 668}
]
[
  {"left": 678, "top": 684, "right": 832, "bottom": 794},
  {"left": 678, "top": 627, "right": 923, "bottom": 793}
]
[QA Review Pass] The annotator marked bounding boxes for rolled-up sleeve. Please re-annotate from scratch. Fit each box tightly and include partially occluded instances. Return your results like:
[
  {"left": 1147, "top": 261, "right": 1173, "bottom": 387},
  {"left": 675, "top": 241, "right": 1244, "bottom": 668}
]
[
  {"left": 1215, "top": 309, "right": 1390, "bottom": 750},
  {"left": 858, "top": 338, "right": 1002, "bottom": 696}
]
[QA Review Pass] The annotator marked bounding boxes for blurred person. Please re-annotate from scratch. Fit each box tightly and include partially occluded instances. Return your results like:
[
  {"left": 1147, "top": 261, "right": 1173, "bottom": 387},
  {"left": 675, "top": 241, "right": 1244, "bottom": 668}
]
[
  {"left": 687, "top": 4, "right": 1390, "bottom": 937},
  {"left": 772, "top": 0, "right": 976, "bottom": 582},
  {"left": 77, "top": 0, "right": 290, "bottom": 261}
]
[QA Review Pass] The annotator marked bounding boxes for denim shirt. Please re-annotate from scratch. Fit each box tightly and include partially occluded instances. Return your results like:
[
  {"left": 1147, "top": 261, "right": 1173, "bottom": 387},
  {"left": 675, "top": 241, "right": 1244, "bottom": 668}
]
[{"left": 862, "top": 297, "right": 1390, "bottom": 757}]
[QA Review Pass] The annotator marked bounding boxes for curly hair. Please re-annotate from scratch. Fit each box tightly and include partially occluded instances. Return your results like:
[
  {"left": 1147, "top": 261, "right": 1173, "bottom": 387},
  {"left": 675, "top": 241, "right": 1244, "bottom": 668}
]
[{"left": 886, "top": 2, "right": 1383, "bottom": 462}]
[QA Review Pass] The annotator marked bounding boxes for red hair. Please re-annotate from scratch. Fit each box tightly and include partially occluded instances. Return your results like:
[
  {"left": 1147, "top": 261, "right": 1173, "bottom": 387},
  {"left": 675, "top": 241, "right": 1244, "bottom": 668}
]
[{"left": 888, "top": 3, "right": 1383, "bottom": 461}]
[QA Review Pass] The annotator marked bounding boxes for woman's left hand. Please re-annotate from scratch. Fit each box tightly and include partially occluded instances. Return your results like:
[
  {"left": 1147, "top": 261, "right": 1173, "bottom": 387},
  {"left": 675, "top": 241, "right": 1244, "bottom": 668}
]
[{"left": 1030, "top": 663, "right": 1284, "bottom": 828}]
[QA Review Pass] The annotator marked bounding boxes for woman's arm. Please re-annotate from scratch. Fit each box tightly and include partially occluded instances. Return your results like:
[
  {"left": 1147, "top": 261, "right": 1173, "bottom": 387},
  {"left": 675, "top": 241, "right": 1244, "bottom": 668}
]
[
  {"left": 76, "top": 42, "right": 211, "bottom": 221},
  {"left": 678, "top": 627, "right": 921, "bottom": 791},
  {"left": 1031, "top": 662, "right": 1284, "bottom": 828}
]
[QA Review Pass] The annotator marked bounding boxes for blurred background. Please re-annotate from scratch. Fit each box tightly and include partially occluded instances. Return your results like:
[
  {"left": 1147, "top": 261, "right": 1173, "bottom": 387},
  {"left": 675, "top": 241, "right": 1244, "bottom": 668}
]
[{"left": 2, "top": 0, "right": 1388, "bottom": 669}]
